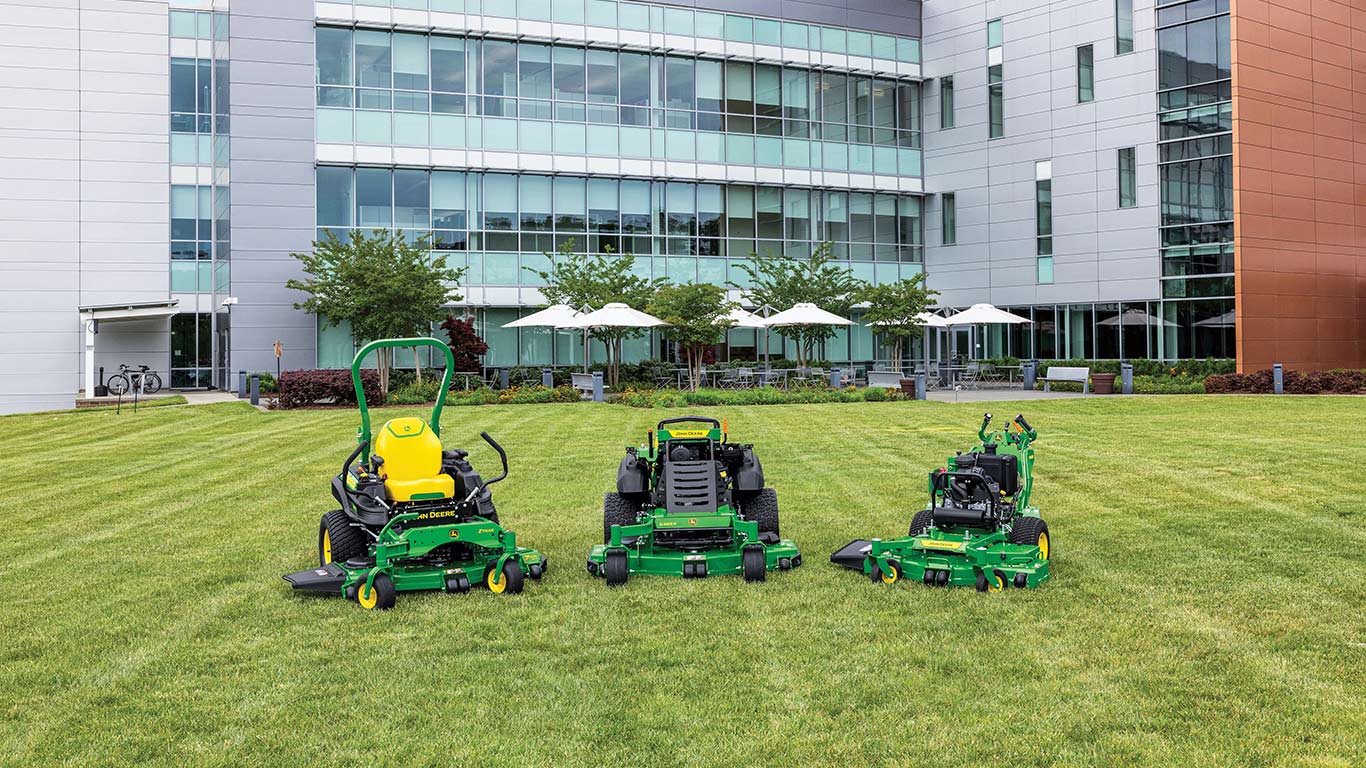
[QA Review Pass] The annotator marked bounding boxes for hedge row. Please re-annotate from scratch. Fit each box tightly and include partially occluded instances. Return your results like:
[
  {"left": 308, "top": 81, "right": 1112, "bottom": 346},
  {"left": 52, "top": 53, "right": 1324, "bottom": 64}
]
[
  {"left": 614, "top": 385, "right": 909, "bottom": 408},
  {"left": 277, "top": 369, "right": 382, "bottom": 408},
  {"left": 1205, "top": 369, "right": 1366, "bottom": 395}
]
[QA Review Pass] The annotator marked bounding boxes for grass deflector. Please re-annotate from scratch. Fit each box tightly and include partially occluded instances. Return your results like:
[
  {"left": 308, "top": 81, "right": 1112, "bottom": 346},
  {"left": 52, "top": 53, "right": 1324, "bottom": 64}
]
[
  {"left": 282, "top": 337, "right": 544, "bottom": 609},
  {"left": 586, "top": 416, "right": 802, "bottom": 585},
  {"left": 831, "top": 413, "right": 1051, "bottom": 592}
]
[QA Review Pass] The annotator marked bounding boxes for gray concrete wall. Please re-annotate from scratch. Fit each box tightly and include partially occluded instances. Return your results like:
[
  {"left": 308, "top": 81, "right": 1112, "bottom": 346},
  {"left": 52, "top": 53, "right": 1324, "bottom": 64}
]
[
  {"left": 920, "top": 0, "right": 1159, "bottom": 309},
  {"left": 228, "top": 0, "right": 317, "bottom": 376},
  {"left": 0, "top": 0, "right": 169, "bottom": 414},
  {"left": 652, "top": 0, "right": 921, "bottom": 37}
]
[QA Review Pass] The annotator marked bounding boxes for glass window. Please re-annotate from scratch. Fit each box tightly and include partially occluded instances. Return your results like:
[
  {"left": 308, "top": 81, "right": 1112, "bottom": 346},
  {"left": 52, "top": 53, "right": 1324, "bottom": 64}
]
[
  {"left": 554, "top": 46, "right": 586, "bottom": 101},
  {"left": 896, "top": 37, "right": 920, "bottom": 64},
  {"left": 1119, "top": 147, "right": 1137, "bottom": 207},
  {"left": 696, "top": 12, "right": 724, "bottom": 39},
  {"left": 664, "top": 8, "right": 694, "bottom": 36},
  {"left": 555, "top": 176, "right": 586, "bottom": 231},
  {"left": 988, "top": 65, "right": 1003, "bottom": 138},
  {"left": 520, "top": 175, "right": 552, "bottom": 231},
  {"left": 587, "top": 0, "right": 616, "bottom": 27},
  {"left": 619, "top": 2, "right": 648, "bottom": 31},
  {"left": 755, "top": 65, "right": 781, "bottom": 118},
  {"left": 755, "top": 19, "right": 781, "bottom": 47},
  {"left": 317, "top": 167, "right": 353, "bottom": 228},
  {"left": 872, "top": 34, "right": 896, "bottom": 60},
  {"left": 170, "top": 58, "right": 196, "bottom": 114},
  {"left": 1078, "top": 45, "right": 1094, "bottom": 103},
  {"left": 316, "top": 28, "right": 353, "bottom": 86},
  {"left": 394, "top": 169, "right": 429, "bottom": 230},
  {"left": 1158, "top": 17, "right": 1230, "bottom": 90},
  {"left": 1117, "top": 0, "right": 1135, "bottom": 54},
  {"left": 483, "top": 40, "right": 517, "bottom": 96},
  {"left": 666, "top": 182, "right": 696, "bottom": 236},
  {"left": 820, "top": 72, "right": 847, "bottom": 125},
  {"left": 621, "top": 180, "right": 651, "bottom": 233},
  {"left": 725, "top": 15, "right": 753, "bottom": 43},
  {"left": 355, "top": 30, "right": 392, "bottom": 89},
  {"left": 393, "top": 33, "right": 429, "bottom": 91},
  {"left": 431, "top": 37, "right": 466, "bottom": 93},
  {"left": 1037, "top": 255, "right": 1054, "bottom": 284},
  {"left": 780, "top": 68, "right": 809, "bottom": 120},
  {"left": 695, "top": 59, "right": 723, "bottom": 113},
  {"left": 665, "top": 57, "right": 694, "bottom": 111},
  {"left": 484, "top": 174, "right": 517, "bottom": 230},
  {"left": 432, "top": 171, "right": 467, "bottom": 229},
  {"left": 939, "top": 75, "right": 954, "bottom": 129},
  {"left": 586, "top": 49, "right": 617, "bottom": 104},
  {"left": 1036, "top": 178, "right": 1052, "bottom": 255},
  {"left": 725, "top": 61, "right": 753, "bottom": 114},
  {"left": 987, "top": 19, "right": 1003, "bottom": 47},
  {"left": 356, "top": 168, "right": 392, "bottom": 228},
  {"left": 782, "top": 22, "right": 808, "bottom": 49},
  {"left": 552, "top": 0, "right": 584, "bottom": 24},
  {"left": 727, "top": 185, "right": 755, "bottom": 238},
  {"left": 170, "top": 10, "right": 197, "bottom": 39},
  {"left": 942, "top": 192, "right": 956, "bottom": 245},
  {"left": 588, "top": 178, "right": 619, "bottom": 233},
  {"left": 619, "top": 52, "right": 650, "bottom": 107}
]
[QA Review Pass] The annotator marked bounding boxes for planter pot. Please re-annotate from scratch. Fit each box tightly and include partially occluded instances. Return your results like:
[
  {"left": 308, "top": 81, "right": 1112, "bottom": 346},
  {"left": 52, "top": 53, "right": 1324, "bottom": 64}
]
[
  {"left": 899, "top": 378, "right": 916, "bottom": 395},
  {"left": 1092, "top": 373, "right": 1116, "bottom": 394}
]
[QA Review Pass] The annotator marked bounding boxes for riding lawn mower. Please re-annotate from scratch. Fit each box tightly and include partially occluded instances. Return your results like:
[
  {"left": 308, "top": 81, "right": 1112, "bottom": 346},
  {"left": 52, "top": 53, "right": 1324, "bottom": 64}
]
[
  {"left": 831, "top": 413, "right": 1051, "bottom": 592},
  {"left": 283, "top": 337, "right": 544, "bottom": 610},
  {"left": 586, "top": 417, "right": 802, "bottom": 585}
]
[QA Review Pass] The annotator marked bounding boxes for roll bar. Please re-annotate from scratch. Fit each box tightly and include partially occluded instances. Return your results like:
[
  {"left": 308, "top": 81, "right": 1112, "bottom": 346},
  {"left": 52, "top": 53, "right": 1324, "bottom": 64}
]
[{"left": 351, "top": 337, "right": 456, "bottom": 461}]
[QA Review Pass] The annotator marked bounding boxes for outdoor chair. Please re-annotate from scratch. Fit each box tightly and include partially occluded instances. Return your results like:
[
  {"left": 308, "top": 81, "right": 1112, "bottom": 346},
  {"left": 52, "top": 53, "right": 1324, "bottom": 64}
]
[{"left": 735, "top": 368, "right": 756, "bottom": 388}]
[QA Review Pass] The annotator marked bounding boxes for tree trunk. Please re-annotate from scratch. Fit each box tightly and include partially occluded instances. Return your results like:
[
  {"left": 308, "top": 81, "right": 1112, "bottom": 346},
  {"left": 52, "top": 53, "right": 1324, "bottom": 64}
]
[
  {"left": 378, "top": 348, "right": 390, "bottom": 397},
  {"left": 414, "top": 348, "right": 422, "bottom": 383},
  {"left": 688, "top": 345, "right": 700, "bottom": 391}
]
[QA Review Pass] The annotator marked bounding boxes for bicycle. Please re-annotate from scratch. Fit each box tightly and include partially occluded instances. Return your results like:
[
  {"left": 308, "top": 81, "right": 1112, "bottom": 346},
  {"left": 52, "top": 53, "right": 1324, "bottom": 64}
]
[{"left": 107, "top": 364, "right": 163, "bottom": 396}]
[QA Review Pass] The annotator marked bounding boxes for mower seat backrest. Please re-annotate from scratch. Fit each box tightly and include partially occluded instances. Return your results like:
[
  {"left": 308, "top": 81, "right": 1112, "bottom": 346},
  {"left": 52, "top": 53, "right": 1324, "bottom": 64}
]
[
  {"left": 662, "top": 459, "right": 719, "bottom": 513},
  {"left": 372, "top": 417, "right": 456, "bottom": 502}
]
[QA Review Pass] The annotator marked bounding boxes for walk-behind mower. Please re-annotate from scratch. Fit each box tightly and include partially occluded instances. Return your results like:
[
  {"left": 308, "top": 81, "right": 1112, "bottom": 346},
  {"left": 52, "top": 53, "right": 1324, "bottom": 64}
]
[
  {"left": 586, "top": 416, "right": 802, "bottom": 586},
  {"left": 831, "top": 413, "right": 1050, "bottom": 592},
  {"left": 283, "top": 337, "right": 544, "bottom": 610}
]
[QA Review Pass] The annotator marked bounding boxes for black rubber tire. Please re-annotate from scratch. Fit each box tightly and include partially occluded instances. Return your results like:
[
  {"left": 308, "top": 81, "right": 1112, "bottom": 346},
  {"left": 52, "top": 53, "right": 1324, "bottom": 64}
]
[
  {"left": 741, "top": 488, "right": 780, "bottom": 537},
  {"left": 1010, "top": 516, "right": 1050, "bottom": 559},
  {"left": 107, "top": 374, "right": 129, "bottom": 396},
  {"left": 605, "top": 550, "right": 629, "bottom": 587},
  {"left": 486, "top": 559, "right": 524, "bottom": 595},
  {"left": 320, "top": 509, "right": 367, "bottom": 566},
  {"left": 143, "top": 372, "right": 162, "bottom": 394},
  {"left": 356, "top": 573, "right": 396, "bottom": 610},
  {"left": 742, "top": 545, "right": 766, "bottom": 582},
  {"left": 909, "top": 509, "right": 934, "bottom": 536},
  {"left": 603, "top": 493, "right": 638, "bottom": 544}
]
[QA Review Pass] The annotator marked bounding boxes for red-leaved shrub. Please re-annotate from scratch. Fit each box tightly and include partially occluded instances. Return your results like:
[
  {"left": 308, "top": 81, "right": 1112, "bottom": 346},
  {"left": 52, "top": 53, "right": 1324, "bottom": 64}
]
[
  {"left": 277, "top": 369, "right": 383, "bottom": 408},
  {"left": 1204, "top": 368, "right": 1366, "bottom": 395}
]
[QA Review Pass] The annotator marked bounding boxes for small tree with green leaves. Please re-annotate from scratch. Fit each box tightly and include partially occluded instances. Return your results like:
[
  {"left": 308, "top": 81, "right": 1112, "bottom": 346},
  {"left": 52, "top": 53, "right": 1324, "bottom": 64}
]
[
  {"left": 648, "top": 283, "right": 735, "bottom": 391},
  {"left": 730, "top": 242, "right": 866, "bottom": 368},
  {"left": 529, "top": 241, "right": 663, "bottom": 387},
  {"left": 860, "top": 274, "right": 940, "bottom": 372},
  {"left": 287, "top": 229, "right": 463, "bottom": 395}
]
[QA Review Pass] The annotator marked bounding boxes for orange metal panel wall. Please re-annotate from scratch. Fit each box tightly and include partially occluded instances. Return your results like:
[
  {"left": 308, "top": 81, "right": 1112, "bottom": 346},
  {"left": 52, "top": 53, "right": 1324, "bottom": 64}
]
[{"left": 1231, "top": 0, "right": 1366, "bottom": 372}]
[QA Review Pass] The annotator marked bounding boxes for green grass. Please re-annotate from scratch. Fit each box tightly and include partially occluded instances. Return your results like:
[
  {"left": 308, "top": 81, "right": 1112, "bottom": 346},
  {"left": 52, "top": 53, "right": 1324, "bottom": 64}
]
[{"left": 3, "top": 397, "right": 1364, "bottom": 767}]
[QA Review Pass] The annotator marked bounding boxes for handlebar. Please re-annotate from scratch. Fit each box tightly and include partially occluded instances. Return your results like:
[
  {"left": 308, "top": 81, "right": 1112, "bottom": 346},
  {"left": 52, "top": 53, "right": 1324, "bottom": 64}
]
[
  {"left": 479, "top": 431, "right": 509, "bottom": 487},
  {"left": 656, "top": 416, "right": 721, "bottom": 430},
  {"left": 342, "top": 439, "right": 368, "bottom": 477},
  {"left": 978, "top": 413, "right": 993, "bottom": 442},
  {"left": 1014, "top": 414, "right": 1034, "bottom": 435}
]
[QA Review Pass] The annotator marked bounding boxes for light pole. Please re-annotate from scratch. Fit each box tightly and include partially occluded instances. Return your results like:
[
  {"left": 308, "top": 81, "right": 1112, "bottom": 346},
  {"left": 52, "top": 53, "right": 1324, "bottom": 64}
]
[{"left": 220, "top": 296, "right": 238, "bottom": 390}]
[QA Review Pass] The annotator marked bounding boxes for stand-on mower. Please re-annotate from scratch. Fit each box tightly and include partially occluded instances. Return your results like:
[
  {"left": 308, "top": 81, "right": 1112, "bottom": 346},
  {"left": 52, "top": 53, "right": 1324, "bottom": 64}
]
[
  {"left": 831, "top": 413, "right": 1050, "bottom": 592},
  {"left": 283, "top": 337, "right": 544, "bottom": 610},
  {"left": 586, "top": 416, "right": 802, "bottom": 586}
]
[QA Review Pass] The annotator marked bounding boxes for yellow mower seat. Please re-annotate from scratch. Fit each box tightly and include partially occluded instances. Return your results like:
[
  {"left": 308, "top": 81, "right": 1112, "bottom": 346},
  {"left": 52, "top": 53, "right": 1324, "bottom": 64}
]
[{"left": 372, "top": 417, "right": 455, "bottom": 502}]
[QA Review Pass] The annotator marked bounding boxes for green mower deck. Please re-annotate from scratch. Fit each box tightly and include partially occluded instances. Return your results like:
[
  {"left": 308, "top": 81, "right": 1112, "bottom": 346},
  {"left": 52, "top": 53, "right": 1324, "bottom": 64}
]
[
  {"left": 586, "top": 417, "right": 802, "bottom": 585},
  {"left": 831, "top": 412, "right": 1051, "bottom": 592}
]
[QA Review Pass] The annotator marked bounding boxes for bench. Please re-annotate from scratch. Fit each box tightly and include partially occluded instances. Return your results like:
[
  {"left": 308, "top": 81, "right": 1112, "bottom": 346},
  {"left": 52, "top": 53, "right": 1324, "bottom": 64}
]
[
  {"left": 867, "top": 371, "right": 907, "bottom": 389},
  {"left": 1042, "top": 366, "right": 1090, "bottom": 394},
  {"left": 570, "top": 372, "right": 596, "bottom": 396}
]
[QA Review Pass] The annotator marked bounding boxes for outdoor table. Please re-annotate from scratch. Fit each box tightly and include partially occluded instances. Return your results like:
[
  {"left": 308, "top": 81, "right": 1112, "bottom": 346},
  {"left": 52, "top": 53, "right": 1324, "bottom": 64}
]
[
  {"left": 757, "top": 369, "right": 789, "bottom": 388},
  {"left": 454, "top": 371, "right": 482, "bottom": 390}
]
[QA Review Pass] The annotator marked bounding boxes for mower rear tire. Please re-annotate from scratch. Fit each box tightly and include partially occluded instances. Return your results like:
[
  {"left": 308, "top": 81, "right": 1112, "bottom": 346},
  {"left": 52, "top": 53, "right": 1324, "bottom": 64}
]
[
  {"left": 320, "top": 510, "right": 367, "bottom": 566},
  {"left": 603, "top": 493, "right": 638, "bottom": 544},
  {"left": 605, "top": 550, "right": 629, "bottom": 587},
  {"left": 742, "top": 545, "right": 766, "bottom": 582},
  {"left": 356, "top": 573, "right": 396, "bottom": 610},
  {"left": 1010, "top": 517, "right": 1050, "bottom": 560},
  {"left": 908, "top": 509, "right": 934, "bottom": 537},
  {"left": 741, "top": 488, "right": 780, "bottom": 537},
  {"left": 486, "top": 560, "right": 525, "bottom": 595}
]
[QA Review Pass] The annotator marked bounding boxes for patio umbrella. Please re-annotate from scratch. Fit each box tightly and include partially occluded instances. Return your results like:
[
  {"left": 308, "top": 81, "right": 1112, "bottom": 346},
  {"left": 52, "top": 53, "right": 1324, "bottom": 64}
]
[
  {"left": 1097, "top": 307, "right": 1176, "bottom": 327},
  {"left": 941, "top": 304, "right": 1031, "bottom": 377},
  {"left": 557, "top": 302, "right": 669, "bottom": 378},
  {"left": 762, "top": 303, "right": 854, "bottom": 369},
  {"left": 502, "top": 304, "right": 591, "bottom": 372},
  {"left": 866, "top": 312, "right": 949, "bottom": 374}
]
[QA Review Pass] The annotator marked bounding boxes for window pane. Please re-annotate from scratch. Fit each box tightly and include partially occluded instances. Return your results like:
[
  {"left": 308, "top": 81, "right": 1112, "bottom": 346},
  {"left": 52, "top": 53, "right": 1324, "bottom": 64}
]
[
  {"left": 1116, "top": 0, "right": 1135, "bottom": 54},
  {"left": 725, "top": 61, "right": 753, "bottom": 114},
  {"left": 484, "top": 174, "right": 517, "bottom": 230},
  {"left": 520, "top": 175, "right": 552, "bottom": 231},
  {"left": 355, "top": 30, "right": 391, "bottom": 89},
  {"left": 782, "top": 22, "right": 808, "bottom": 49},
  {"left": 483, "top": 40, "right": 517, "bottom": 96},
  {"left": 519, "top": 43, "right": 552, "bottom": 100},
  {"left": 356, "top": 168, "right": 392, "bottom": 228},
  {"left": 394, "top": 169, "right": 429, "bottom": 230},
  {"left": 942, "top": 192, "right": 956, "bottom": 245},
  {"left": 588, "top": 178, "right": 618, "bottom": 233},
  {"left": 939, "top": 76, "right": 954, "bottom": 129},
  {"left": 393, "top": 33, "right": 428, "bottom": 90},
  {"left": 586, "top": 49, "right": 617, "bottom": 104},
  {"left": 555, "top": 176, "right": 586, "bottom": 231},
  {"left": 317, "top": 166, "right": 353, "bottom": 227},
  {"left": 432, "top": 171, "right": 467, "bottom": 229},
  {"left": 619, "top": 52, "right": 650, "bottom": 106},
  {"left": 1119, "top": 147, "right": 1137, "bottom": 207},
  {"left": 554, "top": 46, "right": 586, "bottom": 101},
  {"left": 987, "top": 19, "right": 1003, "bottom": 47},
  {"left": 316, "top": 27, "right": 353, "bottom": 86},
  {"left": 1078, "top": 45, "right": 1094, "bottom": 102},
  {"left": 170, "top": 58, "right": 196, "bottom": 113},
  {"left": 665, "top": 57, "right": 694, "bottom": 110},
  {"left": 431, "top": 37, "right": 466, "bottom": 93}
]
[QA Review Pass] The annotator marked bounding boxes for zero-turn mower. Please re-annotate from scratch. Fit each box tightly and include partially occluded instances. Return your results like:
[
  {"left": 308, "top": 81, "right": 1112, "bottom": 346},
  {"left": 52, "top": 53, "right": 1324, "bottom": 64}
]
[
  {"left": 831, "top": 413, "right": 1050, "bottom": 592},
  {"left": 283, "top": 337, "right": 544, "bottom": 610},
  {"left": 586, "top": 416, "right": 802, "bottom": 586}
]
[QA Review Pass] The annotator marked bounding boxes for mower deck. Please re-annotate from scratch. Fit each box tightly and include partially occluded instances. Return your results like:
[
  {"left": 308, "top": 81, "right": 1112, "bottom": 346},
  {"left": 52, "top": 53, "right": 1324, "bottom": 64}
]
[
  {"left": 831, "top": 531, "right": 1049, "bottom": 589},
  {"left": 587, "top": 534, "right": 801, "bottom": 579}
]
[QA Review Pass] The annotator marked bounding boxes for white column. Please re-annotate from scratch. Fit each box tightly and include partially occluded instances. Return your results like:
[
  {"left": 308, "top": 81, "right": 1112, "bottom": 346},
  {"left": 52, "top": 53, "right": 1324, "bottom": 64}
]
[{"left": 84, "top": 318, "right": 96, "bottom": 397}]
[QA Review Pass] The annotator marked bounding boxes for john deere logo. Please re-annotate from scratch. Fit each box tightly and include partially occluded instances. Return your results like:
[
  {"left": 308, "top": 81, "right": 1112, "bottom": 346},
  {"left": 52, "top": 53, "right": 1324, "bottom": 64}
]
[
  {"left": 448, "top": 530, "right": 460, "bottom": 539},
  {"left": 689, "top": 518, "right": 698, "bottom": 525}
]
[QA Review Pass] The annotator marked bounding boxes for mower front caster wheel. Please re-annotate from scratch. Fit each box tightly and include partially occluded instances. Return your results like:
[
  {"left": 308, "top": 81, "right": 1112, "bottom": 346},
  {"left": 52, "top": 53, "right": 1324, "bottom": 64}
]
[
  {"left": 356, "top": 573, "right": 396, "bottom": 610},
  {"left": 604, "top": 550, "right": 629, "bottom": 587},
  {"left": 871, "top": 561, "right": 900, "bottom": 585},
  {"left": 742, "top": 545, "right": 766, "bottom": 582},
  {"left": 975, "top": 570, "right": 1006, "bottom": 593},
  {"left": 486, "top": 560, "right": 525, "bottom": 595}
]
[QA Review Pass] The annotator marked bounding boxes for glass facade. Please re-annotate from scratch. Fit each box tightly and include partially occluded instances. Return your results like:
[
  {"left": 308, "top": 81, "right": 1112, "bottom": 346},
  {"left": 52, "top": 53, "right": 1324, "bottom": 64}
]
[
  {"left": 983, "top": 301, "right": 1235, "bottom": 361},
  {"left": 169, "top": 10, "right": 230, "bottom": 389},
  {"left": 315, "top": 28, "right": 923, "bottom": 176},
  {"left": 1156, "top": 0, "right": 1233, "bottom": 304}
]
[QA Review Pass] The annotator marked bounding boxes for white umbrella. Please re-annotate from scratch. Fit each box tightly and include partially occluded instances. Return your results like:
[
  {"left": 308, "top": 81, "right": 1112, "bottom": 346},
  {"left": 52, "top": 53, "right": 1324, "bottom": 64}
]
[
  {"left": 762, "top": 303, "right": 853, "bottom": 369},
  {"left": 1098, "top": 307, "right": 1176, "bottom": 328},
  {"left": 866, "top": 311, "right": 951, "bottom": 376},
  {"left": 501, "top": 304, "right": 583, "bottom": 328},
  {"left": 557, "top": 302, "right": 669, "bottom": 377},
  {"left": 724, "top": 307, "right": 768, "bottom": 329},
  {"left": 943, "top": 303, "right": 1032, "bottom": 326}
]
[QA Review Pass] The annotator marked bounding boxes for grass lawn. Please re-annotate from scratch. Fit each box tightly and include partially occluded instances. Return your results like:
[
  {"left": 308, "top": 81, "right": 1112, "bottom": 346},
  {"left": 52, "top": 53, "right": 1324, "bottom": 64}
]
[{"left": 2, "top": 396, "right": 1363, "bottom": 767}]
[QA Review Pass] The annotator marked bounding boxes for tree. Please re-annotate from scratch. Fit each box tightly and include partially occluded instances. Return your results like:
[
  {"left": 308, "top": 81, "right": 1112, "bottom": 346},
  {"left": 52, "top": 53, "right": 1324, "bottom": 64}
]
[
  {"left": 730, "top": 242, "right": 866, "bottom": 368},
  {"left": 648, "top": 283, "right": 735, "bottom": 391},
  {"left": 287, "top": 229, "right": 463, "bottom": 395},
  {"left": 440, "top": 315, "right": 489, "bottom": 373},
  {"left": 860, "top": 274, "right": 941, "bottom": 372},
  {"left": 529, "top": 241, "right": 663, "bottom": 387}
]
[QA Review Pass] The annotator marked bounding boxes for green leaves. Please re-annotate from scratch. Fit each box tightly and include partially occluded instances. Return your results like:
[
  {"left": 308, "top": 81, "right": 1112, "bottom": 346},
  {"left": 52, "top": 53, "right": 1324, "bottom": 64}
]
[
  {"left": 859, "top": 273, "right": 940, "bottom": 341},
  {"left": 729, "top": 243, "right": 867, "bottom": 366},
  {"left": 648, "top": 283, "right": 734, "bottom": 349}
]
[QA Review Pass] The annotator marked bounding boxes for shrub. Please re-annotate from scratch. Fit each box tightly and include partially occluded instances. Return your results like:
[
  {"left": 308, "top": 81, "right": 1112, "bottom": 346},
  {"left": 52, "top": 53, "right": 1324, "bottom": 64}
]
[
  {"left": 612, "top": 385, "right": 908, "bottom": 408},
  {"left": 1205, "top": 368, "right": 1366, "bottom": 395},
  {"left": 441, "top": 315, "right": 489, "bottom": 371},
  {"left": 388, "top": 378, "right": 443, "bottom": 405},
  {"left": 1036, "top": 358, "right": 1234, "bottom": 378},
  {"left": 257, "top": 372, "right": 278, "bottom": 394},
  {"left": 277, "top": 369, "right": 381, "bottom": 408}
]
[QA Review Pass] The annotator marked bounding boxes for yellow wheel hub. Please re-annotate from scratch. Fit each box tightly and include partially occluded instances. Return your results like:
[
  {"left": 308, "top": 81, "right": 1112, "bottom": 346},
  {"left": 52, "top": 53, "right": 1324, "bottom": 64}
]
[
  {"left": 322, "top": 530, "right": 332, "bottom": 563},
  {"left": 357, "top": 582, "right": 379, "bottom": 610},
  {"left": 880, "top": 564, "right": 899, "bottom": 585},
  {"left": 1038, "top": 532, "right": 1050, "bottom": 560},
  {"left": 988, "top": 574, "right": 1004, "bottom": 593},
  {"left": 487, "top": 567, "right": 506, "bottom": 594}
]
